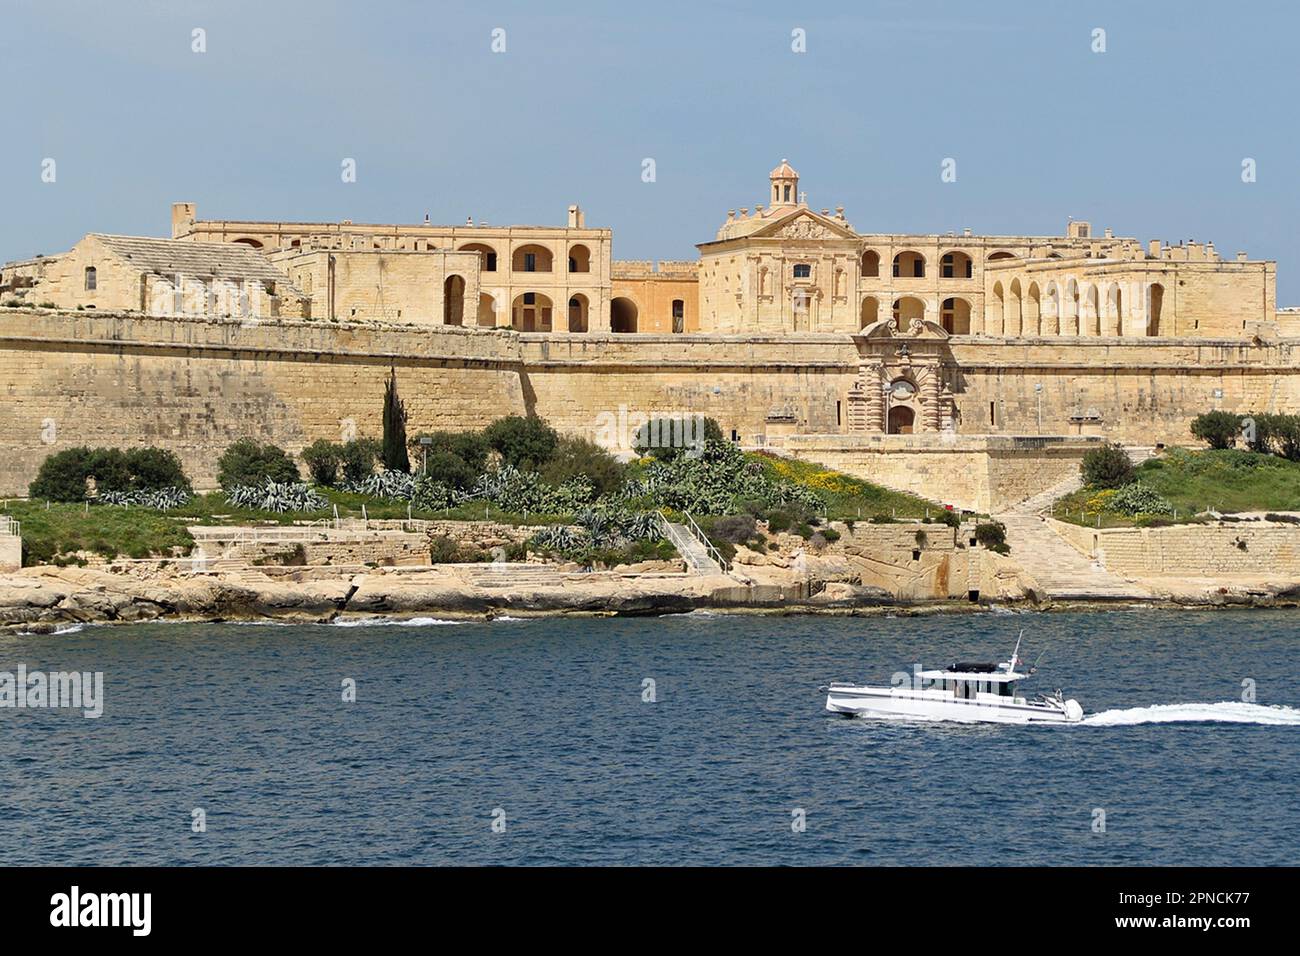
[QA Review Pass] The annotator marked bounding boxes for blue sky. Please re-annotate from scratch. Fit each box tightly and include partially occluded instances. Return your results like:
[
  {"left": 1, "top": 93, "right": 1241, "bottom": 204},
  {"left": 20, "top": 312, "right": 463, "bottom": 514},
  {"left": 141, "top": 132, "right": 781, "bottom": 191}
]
[{"left": 3, "top": 0, "right": 1298, "bottom": 301}]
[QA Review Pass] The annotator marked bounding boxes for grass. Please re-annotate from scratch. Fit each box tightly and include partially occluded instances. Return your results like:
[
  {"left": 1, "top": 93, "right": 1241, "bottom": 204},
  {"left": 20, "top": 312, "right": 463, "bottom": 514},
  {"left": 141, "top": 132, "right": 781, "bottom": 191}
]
[
  {"left": 752, "top": 452, "right": 951, "bottom": 521},
  {"left": 1054, "top": 447, "right": 1300, "bottom": 527},
  {"left": 3, "top": 489, "right": 573, "bottom": 566}
]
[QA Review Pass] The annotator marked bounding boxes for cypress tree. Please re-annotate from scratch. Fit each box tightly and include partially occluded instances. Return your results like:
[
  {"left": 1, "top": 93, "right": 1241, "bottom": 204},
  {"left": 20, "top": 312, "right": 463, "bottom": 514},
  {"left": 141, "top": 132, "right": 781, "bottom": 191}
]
[{"left": 382, "top": 366, "right": 410, "bottom": 472}]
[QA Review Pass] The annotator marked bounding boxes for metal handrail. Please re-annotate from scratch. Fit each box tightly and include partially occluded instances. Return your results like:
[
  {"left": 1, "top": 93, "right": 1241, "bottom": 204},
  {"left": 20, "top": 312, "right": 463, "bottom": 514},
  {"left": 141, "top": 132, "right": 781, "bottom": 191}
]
[{"left": 680, "top": 511, "right": 731, "bottom": 573}]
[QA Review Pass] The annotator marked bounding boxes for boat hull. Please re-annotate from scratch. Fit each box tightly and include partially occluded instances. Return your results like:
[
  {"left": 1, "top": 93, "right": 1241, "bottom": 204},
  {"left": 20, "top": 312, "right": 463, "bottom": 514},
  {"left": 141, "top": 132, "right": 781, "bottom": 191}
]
[{"left": 826, "top": 687, "right": 1083, "bottom": 724}]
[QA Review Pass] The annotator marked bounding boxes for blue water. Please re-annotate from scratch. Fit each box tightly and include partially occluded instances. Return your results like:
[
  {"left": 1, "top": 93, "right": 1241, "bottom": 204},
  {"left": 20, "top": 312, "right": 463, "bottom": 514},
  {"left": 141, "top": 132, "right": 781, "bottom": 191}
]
[{"left": 2, "top": 609, "right": 1298, "bottom": 865}]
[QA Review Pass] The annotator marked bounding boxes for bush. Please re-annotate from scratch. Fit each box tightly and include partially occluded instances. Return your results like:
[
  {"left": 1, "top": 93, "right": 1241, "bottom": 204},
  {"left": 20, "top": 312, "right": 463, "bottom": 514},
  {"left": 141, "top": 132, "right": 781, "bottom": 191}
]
[
  {"left": 538, "top": 436, "right": 625, "bottom": 497},
  {"left": 709, "top": 514, "right": 757, "bottom": 544},
  {"left": 1081, "top": 443, "right": 1135, "bottom": 489},
  {"left": 29, "top": 446, "right": 191, "bottom": 501},
  {"left": 423, "top": 450, "right": 478, "bottom": 490},
  {"left": 633, "top": 416, "right": 724, "bottom": 461},
  {"left": 483, "top": 415, "right": 559, "bottom": 471},
  {"left": 974, "top": 522, "right": 1007, "bottom": 550},
  {"left": 123, "top": 448, "right": 191, "bottom": 493},
  {"left": 301, "top": 439, "right": 343, "bottom": 486},
  {"left": 1107, "top": 481, "right": 1175, "bottom": 517},
  {"left": 217, "top": 439, "right": 300, "bottom": 491},
  {"left": 409, "top": 430, "right": 490, "bottom": 473},
  {"left": 340, "top": 438, "right": 382, "bottom": 483},
  {"left": 1190, "top": 411, "right": 1243, "bottom": 450}
]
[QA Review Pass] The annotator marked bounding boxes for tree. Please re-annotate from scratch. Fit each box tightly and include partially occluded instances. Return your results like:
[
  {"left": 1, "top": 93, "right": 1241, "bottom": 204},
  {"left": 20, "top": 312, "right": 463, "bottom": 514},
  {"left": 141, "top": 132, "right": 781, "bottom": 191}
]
[
  {"left": 1190, "top": 411, "right": 1241, "bottom": 450},
  {"left": 1080, "top": 443, "right": 1135, "bottom": 489},
  {"left": 217, "top": 439, "right": 300, "bottom": 490},
  {"left": 340, "top": 438, "right": 381, "bottom": 483},
  {"left": 634, "top": 416, "right": 724, "bottom": 460},
  {"left": 382, "top": 366, "right": 410, "bottom": 473},
  {"left": 483, "top": 415, "right": 559, "bottom": 471},
  {"left": 29, "top": 446, "right": 192, "bottom": 501},
  {"left": 539, "top": 435, "right": 626, "bottom": 497},
  {"left": 301, "top": 439, "right": 343, "bottom": 486}
]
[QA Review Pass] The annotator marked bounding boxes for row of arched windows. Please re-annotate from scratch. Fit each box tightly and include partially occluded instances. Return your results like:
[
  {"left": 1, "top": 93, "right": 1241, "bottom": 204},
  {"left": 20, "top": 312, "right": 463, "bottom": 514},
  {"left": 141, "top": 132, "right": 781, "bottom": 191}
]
[{"left": 859, "top": 249, "right": 1023, "bottom": 278}]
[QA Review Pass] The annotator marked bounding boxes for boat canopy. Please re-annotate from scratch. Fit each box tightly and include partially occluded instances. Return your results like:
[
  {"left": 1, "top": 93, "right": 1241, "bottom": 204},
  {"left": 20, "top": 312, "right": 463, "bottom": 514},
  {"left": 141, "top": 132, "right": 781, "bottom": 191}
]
[{"left": 918, "top": 666, "right": 1025, "bottom": 682}]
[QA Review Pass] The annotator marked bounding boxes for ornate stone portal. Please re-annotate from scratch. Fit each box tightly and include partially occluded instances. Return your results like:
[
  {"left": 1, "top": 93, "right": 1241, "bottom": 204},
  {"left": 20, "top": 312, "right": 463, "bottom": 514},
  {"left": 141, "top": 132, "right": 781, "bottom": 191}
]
[{"left": 848, "top": 317, "right": 955, "bottom": 434}]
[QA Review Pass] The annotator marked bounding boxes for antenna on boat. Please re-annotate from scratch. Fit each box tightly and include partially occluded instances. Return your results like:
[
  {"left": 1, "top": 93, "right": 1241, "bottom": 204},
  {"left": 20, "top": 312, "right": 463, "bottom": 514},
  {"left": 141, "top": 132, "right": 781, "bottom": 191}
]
[{"left": 1010, "top": 629, "right": 1024, "bottom": 671}]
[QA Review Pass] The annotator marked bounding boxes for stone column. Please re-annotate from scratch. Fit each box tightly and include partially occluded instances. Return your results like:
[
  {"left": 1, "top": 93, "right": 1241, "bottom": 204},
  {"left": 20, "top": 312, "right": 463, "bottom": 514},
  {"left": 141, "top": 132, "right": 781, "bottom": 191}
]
[
  {"left": 921, "top": 371, "right": 941, "bottom": 432},
  {"left": 864, "top": 366, "right": 885, "bottom": 432}
]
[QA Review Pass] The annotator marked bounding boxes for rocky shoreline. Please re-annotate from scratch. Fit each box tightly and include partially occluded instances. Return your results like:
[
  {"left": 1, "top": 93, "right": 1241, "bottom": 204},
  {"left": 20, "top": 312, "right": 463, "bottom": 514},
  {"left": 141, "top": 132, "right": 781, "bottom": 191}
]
[{"left": 5, "top": 563, "right": 1300, "bottom": 634}]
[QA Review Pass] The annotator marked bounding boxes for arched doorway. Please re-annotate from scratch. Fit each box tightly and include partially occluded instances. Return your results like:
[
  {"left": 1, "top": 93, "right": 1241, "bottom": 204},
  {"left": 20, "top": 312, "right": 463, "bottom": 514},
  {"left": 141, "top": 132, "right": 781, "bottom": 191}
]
[
  {"left": 1148, "top": 283, "right": 1164, "bottom": 336},
  {"left": 940, "top": 297, "right": 971, "bottom": 334},
  {"left": 888, "top": 406, "right": 915, "bottom": 434},
  {"left": 610, "top": 297, "right": 638, "bottom": 333},
  {"left": 511, "top": 291, "right": 553, "bottom": 331},
  {"left": 477, "top": 293, "right": 497, "bottom": 327},
  {"left": 568, "top": 294, "right": 589, "bottom": 332},
  {"left": 443, "top": 275, "right": 465, "bottom": 325},
  {"left": 568, "top": 244, "right": 591, "bottom": 273}
]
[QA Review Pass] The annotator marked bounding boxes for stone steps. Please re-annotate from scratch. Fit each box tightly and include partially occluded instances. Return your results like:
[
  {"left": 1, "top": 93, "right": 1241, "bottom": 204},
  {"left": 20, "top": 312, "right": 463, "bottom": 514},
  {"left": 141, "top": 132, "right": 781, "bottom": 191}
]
[
  {"left": 1010, "top": 444, "right": 1161, "bottom": 516},
  {"left": 662, "top": 521, "right": 723, "bottom": 575},
  {"left": 463, "top": 563, "right": 574, "bottom": 588},
  {"left": 997, "top": 514, "right": 1150, "bottom": 601}
]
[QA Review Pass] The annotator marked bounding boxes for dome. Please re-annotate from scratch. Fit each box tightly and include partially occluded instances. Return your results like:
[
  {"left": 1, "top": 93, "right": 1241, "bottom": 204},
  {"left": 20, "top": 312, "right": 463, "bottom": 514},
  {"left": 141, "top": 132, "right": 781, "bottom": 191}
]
[{"left": 769, "top": 159, "right": 799, "bottom": 180}]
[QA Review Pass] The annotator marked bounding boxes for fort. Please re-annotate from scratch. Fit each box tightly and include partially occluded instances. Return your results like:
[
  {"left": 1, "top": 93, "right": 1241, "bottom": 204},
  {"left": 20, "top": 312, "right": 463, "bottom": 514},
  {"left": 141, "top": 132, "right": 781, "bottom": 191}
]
[{"left": 2, "top": 160, "right": 1297, "bottom": 512}]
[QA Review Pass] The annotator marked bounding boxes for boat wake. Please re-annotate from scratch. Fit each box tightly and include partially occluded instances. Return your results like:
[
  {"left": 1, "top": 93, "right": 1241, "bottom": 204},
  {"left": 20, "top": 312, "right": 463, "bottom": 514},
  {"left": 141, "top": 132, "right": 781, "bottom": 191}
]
[{"left": 1081, "top": 701, "right": 1300, "bottom": 726}]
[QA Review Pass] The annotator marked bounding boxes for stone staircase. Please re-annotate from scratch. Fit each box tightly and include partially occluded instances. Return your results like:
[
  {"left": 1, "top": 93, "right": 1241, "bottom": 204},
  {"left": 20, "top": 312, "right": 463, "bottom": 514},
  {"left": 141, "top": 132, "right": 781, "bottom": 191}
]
[
  {"left": 1008, "top": 445, "right": 1161, "bottom": 516},
  {"left": 463, "top": 563, "right": 576, "bottom": 589},
  {"left": 661, "top": 520, "right": 724, "bottom": 575},
  {"left": 996, "top": 514, "right": 1150, "bottom": 602}
]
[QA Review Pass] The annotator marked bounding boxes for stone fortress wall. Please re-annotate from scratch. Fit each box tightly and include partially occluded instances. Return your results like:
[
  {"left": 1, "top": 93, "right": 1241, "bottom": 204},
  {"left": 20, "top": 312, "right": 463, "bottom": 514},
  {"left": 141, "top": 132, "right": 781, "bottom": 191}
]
[{"left": 4, "top": 308, "right": 1300, "bottom": 508}]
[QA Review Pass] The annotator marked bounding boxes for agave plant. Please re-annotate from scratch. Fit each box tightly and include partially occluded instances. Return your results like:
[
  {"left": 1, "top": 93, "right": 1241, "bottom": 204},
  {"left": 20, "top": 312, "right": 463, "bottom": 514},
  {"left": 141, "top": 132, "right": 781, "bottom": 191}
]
[
  {"left": 527, "top": 523, "right": 587, "bottom": 554},
  {"left": 98, "top": 486, "right": 193, "bottom": 511},
  {"left": 341, "top": 469, "right": 417, "bottom": 500},
  {"left": 227, "top": 480, "right": 328, "bottom": 514}
]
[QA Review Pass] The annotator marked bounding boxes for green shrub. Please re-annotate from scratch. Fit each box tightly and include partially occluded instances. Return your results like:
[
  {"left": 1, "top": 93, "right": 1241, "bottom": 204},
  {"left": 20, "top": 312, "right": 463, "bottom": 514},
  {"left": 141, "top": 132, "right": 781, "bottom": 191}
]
[
  {"left": 422, "top": 450, "right": 478, "bottom": 490},
  {"left": 301, "top": 439, "right": 343, "bottom": 486},
  {"left": 633, "top": 416, "right": 723, "bottom": 460},
  {"left": 1107, "top": 481, "right": 1175, "bottom": 517},
  {"left": 539, "top": 435, "right": 625, "bottom": 497},
  {"left": 409, "top": 430, "right": 490, "bottom": 473},
  {"left": 974, "top": 522, "right": 1007, "bottom": 549},
  {"left": 820, "top": 526, "right": 841, "bottom": 543},
  {"left": 29, "top": 446, "right": 191, "bottom": 501},
  {"left": 216, "top": 439, "right": 300, "bottom": 491},
  {"left": 1081, "top": 443, "right": 1135, "bottom": 489},
  {"left": 707, "top": 513, "right": 757, "bottom": 544},
  {"left": 340, "top": 438, "right": 382, "bottom": 483},
  {"left": 483, "top": 415, "right": 559, "bottom": 470},
  {"left": 1190, "top": 411, "right": 1243, "bottom": 450}
]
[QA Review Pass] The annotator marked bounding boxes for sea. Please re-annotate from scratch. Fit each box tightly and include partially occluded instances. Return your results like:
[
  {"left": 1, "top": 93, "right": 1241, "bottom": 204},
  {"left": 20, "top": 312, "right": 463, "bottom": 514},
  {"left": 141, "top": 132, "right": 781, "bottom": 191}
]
[{"left": 2, "top": 608, "right": 1297, "bottom": 865}]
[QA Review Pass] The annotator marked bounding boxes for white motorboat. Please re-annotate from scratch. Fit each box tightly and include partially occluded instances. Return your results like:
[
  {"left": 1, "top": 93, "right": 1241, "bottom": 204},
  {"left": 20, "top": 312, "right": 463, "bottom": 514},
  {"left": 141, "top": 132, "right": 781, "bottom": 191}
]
[{"left": 825, "top": 633, "right": 1083, "bottom": 725}]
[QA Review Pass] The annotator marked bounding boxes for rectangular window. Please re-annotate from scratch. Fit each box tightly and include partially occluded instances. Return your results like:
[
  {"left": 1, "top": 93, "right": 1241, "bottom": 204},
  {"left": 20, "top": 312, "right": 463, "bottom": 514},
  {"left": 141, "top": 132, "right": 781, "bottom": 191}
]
[
  {"left": 793, "top": 263, "right": 811, "bottom": 279},
  {"left": 524, "top": 253, "right": 536, "bottom": 272},
  {"left": 84, "top": 266, "right": 97, "bottom": 291},
  {"left": 485, "top": 253, "right": 497, "bottom": 272},
  {"left": 524, "top": 292, "right": 535, "bottom": 305},
  {"left": 990, "top": 401, "right": 996, "bottom": 426},
  {"left": 671, "top": 298, "right": 684, "bottom": 334},
  {"left": 913, "top": 259, "right": 924, "bottom": 278}
]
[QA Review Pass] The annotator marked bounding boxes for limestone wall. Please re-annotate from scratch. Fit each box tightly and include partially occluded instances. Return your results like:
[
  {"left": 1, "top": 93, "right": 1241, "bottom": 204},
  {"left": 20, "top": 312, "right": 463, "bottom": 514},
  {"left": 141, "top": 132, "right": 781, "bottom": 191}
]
[
  {"left": 782, "top": 435, "right": 1098, "bottom": 513},
  {"left": 1046, "top": 517, "right": 1300, "bottom": 576},
  {"left": 5, "top": 307, "right": 1300, "bottom": 506}
]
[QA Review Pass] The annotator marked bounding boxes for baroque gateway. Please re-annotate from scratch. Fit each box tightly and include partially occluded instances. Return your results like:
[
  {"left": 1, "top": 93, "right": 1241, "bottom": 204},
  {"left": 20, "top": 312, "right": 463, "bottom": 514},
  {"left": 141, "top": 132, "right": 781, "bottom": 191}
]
[{"left": 0, "top": 160, "right": 1293, "bottom": 509}]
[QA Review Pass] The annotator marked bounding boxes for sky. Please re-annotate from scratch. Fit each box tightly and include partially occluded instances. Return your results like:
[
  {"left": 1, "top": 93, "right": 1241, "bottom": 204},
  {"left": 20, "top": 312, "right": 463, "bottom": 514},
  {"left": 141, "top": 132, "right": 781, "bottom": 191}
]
[{"left": 3, "top": 0, "right": 1298, "bottom": 301}]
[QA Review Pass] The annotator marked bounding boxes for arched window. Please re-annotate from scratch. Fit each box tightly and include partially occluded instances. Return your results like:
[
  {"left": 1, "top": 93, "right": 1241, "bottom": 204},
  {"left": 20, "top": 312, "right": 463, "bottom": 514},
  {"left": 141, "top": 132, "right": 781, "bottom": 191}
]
[{"left": 84, "top": 266, "right": 97, "bottom": 291}]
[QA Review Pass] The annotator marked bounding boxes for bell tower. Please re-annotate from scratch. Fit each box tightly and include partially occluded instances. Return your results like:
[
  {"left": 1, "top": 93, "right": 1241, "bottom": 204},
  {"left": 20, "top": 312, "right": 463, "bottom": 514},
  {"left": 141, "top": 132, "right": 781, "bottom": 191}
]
[{"left": 769, "top": 159, "right": 800, "bottom": 208}]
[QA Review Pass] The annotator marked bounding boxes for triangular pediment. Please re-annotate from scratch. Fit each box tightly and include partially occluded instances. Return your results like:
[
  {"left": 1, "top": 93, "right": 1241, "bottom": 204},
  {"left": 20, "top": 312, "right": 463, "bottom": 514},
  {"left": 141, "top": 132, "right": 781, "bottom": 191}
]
[{"left": 749, "top": 208, "right": 858, "bottom": 241}]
